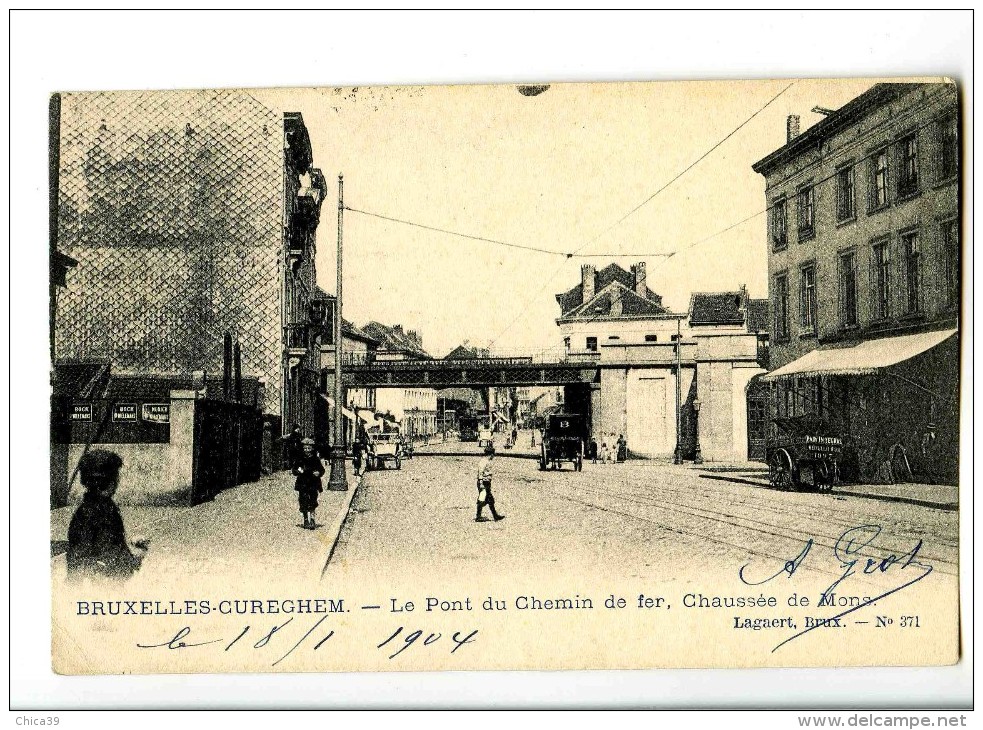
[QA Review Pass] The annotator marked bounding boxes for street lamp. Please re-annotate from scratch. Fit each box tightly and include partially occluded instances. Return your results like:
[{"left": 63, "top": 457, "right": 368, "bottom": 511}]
[
  {"left": 692, "top": 397, "right": 704, "bottom": 465},
  {"left": 325, "top": 174, "right": 348, "bottom": 492}
]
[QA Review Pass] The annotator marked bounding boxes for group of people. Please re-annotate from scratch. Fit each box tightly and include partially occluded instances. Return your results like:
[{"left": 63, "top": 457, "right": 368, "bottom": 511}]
[{"left": 588, "top": 434, "right": 628, "bottom": 464}]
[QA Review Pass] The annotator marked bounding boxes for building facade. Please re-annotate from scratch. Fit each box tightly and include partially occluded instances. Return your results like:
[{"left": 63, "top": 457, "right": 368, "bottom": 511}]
[
  {"left": 53, "top": 91, "right": 327, "bottom": 439},
  {"left": 753, "top": 82, "right": 959, "bottom": 483},
  {"left": 556, "top": 263, "right": 769, "bottom": 461},
  {"left": 360, "top": 322, "right": 439, "bottom": 440}
]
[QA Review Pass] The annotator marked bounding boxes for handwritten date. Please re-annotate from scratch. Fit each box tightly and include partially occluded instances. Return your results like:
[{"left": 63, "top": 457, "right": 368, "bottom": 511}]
[{"left": 138, "top": 617, "right": 478, "bottom": 666}]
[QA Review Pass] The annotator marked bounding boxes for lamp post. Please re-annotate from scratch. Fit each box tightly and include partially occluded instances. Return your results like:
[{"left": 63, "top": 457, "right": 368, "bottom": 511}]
[
  {"left": 326, "top": 174, "right": 348, "bottom": 491},
  {"left": 692, "top": 397, "right": 704, "bottom": 465},
  {"left": 673, "top": 316, "right": 683, "bottom": 464}
]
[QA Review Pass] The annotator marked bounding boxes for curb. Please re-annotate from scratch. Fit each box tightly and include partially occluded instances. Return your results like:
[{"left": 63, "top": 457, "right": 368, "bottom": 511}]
[{"left": 319, "top": 477, "right": 361, "bottom": 579}]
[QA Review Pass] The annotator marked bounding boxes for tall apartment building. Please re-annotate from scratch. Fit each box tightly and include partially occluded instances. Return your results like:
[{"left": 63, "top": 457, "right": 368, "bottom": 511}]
[
  {"left": 753, "top": 82, "right": 960, "bottom": 483},
  {"left": 53, "top": 91, "right": 327, "bottom": 437}
]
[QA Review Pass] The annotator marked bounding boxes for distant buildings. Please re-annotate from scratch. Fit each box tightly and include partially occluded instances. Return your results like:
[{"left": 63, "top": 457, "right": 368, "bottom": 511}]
[
  {"left": 555, "top": 262, "right": 768, "bottom": 461},
  {"left": 360, "top": 323, "right": 438, "bottom": 440},
  {"left": 753, "top": 82, "right": 959, "bottom": 483}
]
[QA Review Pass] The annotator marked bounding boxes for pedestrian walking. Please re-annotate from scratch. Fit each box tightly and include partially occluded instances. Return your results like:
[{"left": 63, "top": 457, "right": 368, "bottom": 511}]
[
  {"left": 589, "top": 437, "right": 598, "bottom": 464},
  {"left": 352, "top": 436, "right": 367, "bottom": 477},
  {"left": 293, "top": 438, "right": 324, "bottom": 530},
  {"left": 599, "top": 438, "right": 609, "bottom": 464},
  {"left": 475, "top": 446, "right": 505, "bottom": 523},
  {"left": 66, "top": 450, "right": 149, "bottom": 584},
  {"left": 277, "top": 423, "right": 304, "bottom": 470},
  {"left": 617, "top": 434, "right": 627, "bottom": 463}
]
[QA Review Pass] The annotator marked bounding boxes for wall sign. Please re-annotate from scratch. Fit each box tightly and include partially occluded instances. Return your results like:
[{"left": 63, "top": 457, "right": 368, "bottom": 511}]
[
  {"left": 141, "top": 403, "right": 170, "bottom": 424},
  {"left": 70, "top": 403, "right": 92, "bottom": 421},
  {"left": 112, "top": 403, "right": 138, "bottom": 422}
]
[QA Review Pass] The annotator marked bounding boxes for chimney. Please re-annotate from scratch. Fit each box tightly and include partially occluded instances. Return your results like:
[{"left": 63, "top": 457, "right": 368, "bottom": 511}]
[
  {"left": 786, "top": 114, "right": 800, "bottom": 143},
  {"left": 393, "top": 324, "right": 404, "bottom": 337},
  {"left": 581, "top": 264, "right": 595, "bottom": 303},
  {"left": 632, "top": 262, "right": 647, "bottom": 298}
]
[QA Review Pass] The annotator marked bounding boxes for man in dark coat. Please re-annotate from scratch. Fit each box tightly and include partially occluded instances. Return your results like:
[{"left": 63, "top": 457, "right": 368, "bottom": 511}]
[
  {"left": 279, "top": 423, "right": 304, "bottom": 470},
  {"left": 66, "top": 450, "right": 148, "bottom": 583},
  {"left": 293, "top": 438, "right": 325, "bottom": 530}
]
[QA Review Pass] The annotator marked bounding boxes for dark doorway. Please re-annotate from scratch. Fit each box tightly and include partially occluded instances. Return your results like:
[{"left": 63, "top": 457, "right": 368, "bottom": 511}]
[{"left": 747, "top": 378, "right": 769, "bottom": 462}]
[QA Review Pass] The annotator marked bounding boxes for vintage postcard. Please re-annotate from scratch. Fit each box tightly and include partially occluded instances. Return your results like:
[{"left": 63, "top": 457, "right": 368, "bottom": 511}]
[{"left": 49, "top": 78, "right": 962, "bottom": 675}]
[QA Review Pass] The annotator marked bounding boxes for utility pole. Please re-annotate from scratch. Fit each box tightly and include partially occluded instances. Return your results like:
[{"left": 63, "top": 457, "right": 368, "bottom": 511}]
[
  {"left": 326, "top": 174, "right": 348, "bottom": 491},
  {"left": 673, "top": 316, "right": 683, "bottom": 464}
]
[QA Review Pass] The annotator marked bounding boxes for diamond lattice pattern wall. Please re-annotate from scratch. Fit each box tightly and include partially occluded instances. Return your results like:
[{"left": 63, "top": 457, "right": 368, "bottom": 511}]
[{"left": 55, "top": 90, "right": 286, "bottom": 415}]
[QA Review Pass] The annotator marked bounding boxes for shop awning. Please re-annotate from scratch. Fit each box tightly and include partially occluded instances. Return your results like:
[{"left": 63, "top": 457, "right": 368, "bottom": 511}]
[
  {"left": 321, "top": 395, "right": 358, "bottom": 422},
  {"left": 762, "top": 328, "right": 957, "bottom": 381}
]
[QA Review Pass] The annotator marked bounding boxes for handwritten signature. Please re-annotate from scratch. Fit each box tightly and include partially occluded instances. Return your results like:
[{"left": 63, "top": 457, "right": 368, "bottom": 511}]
[
  {"left": 737, "top": 524, "right": 933, "bottom": 652},
  {"left": 137, "top": 619, "right": 478, "bottom": 666}
]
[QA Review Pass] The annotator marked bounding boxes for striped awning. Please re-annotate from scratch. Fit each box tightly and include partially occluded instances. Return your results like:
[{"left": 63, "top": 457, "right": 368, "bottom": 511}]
[{"left": 762, "top": 328, "right": 957, "bottom": 381}]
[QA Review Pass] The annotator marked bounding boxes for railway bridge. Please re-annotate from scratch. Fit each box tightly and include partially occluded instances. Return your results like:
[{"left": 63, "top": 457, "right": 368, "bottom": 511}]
[{"left": 340, "top": 350, "right": 605, "bottom": 388}]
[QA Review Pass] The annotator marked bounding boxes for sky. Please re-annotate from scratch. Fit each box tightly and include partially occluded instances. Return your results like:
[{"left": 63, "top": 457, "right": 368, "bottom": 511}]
[{"left": 255, "top": 78, "right": 884, "bottom": 357}]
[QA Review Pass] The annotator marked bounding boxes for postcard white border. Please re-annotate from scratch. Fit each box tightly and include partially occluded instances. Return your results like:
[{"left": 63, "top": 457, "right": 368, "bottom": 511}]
[{"left": 9, "top": 8, "right": 973, "bottom": 712}]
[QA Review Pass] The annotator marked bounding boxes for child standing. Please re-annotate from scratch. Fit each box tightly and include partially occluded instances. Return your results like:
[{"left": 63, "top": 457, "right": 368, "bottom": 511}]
[
  {"left": 293, "top": 438, "right": 324, "bottom": 530},
  {"left": 67, "top": 450, "right": 149, "bottom": 583}
]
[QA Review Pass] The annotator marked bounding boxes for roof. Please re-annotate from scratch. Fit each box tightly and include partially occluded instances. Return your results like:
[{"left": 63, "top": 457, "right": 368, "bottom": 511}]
[
  {"left": 762, "top": 328, "right": 957, "bottom": 381},
  {"left": 445, "top": 344, "right": 490, "bottom": 359},
  {"left": 690, "top": 292, "right": 745, "bottom": 325},
  {"left": 688, "top": 291, "right": 769, "bottom": 332},
  {"left": 53, "top": 359, "right": 110, "bottom": 398},
  {"left": 362, "top": 322, "right": 430, "bottom": 358},
  {"left": 555, "top": 263, "right": 663, "bottom": 316},
  {"left": 52, "top": 362, "right": 262, "bottom": 404},
  {"left": 752, "top": 83, "right": 928, "bottom": 176},
  {"left": 561, "top": 281, "right": 668, "bottom": 320},
  {"left": 312, "top": 287, "right": 380, "bottom": 345}
]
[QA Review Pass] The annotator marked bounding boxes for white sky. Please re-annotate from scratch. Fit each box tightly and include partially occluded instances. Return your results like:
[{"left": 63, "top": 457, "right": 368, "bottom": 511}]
[{"left": 268, "top": 79, "right": 888, "bottom": 356}]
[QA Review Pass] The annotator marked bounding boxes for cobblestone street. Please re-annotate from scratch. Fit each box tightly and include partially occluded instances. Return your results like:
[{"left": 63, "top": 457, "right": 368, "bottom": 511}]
[{"left": 328, "top": 432, "right": 959, "bottom": 599}]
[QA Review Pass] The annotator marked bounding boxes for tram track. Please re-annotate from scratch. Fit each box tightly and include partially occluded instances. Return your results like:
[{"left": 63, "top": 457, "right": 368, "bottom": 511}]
[{"left": 526, "top": 473, "right": 958, "bottom": 578}]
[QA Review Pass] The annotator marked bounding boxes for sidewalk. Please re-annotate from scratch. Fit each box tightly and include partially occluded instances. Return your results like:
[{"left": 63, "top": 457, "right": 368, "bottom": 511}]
[
  {"left": 51, "top": 469, "right": 360, "bottom": 588},
  {"left": 687, "top": 461, "right": 958, "bottom": 511}
]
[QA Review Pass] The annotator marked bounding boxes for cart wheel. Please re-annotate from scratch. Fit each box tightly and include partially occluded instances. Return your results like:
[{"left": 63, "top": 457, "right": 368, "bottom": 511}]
[
  {"left": 816, "top": 460, "right": 836, "bottom": 492},
  {"left": 769, "top": 449, "right": 795, "bottom": 491},
  {"left": 575, "top": 455, "right": 583, "bottom": 472},
  {"left": 395, "top": 457, "right": 402, "bottom": 471}
]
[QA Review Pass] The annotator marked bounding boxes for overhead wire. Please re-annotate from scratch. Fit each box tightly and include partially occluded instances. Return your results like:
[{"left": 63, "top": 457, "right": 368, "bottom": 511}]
[
  {"left": 566, "top": 80, "right": 797, "bottom": 258},
  {"left": 485, "top": 81, "right": 796, "bottom": 346},
  {"left": 344, "top": 206, "right": 569, "bottom": 257}
]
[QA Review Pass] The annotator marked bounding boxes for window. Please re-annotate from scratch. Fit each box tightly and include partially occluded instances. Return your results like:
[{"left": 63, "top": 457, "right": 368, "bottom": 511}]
[
  {"left": 872, "top": 240, "right": 891, "bottom": 320},
  {"left": 870, "top": 148, "right": 889, "bottom": 210},
  {"left": 563, "top": 336, "right": 571, "bottom": 350},
  {"left": 941, "top": 219, "right": 959, "bottom": 308},
  {"left": 901, "top": 230, "right": 921, "bottom": 314},
  {"left": 773, "top": 273, "right": 790, "bottom": 343},
  {"left": 838, "top": 251, "right": 858, "bottom": 328},
  {"left": 939, "top": 115, "right": 958, "bottom": 181},
  {"left": 772, "top": 197, "right": 788, "bottom": 249},
  {"left": 836, "top": 166, "right": 855, "bottom": 221},
  {"left": 897, "top": 133, "right": 919, "bottom": 198},
  {"left": 797, "top": 186, "right": 815, "bottom": 239},
  {"left": 799, "top": 264, "right": 817, "bottom": 334},
  {"left": 644, "top": 334, "right": 658, "bottom": 343},
  {"left": 585, "top": 336, "right": 597, "bottom": 351}
]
